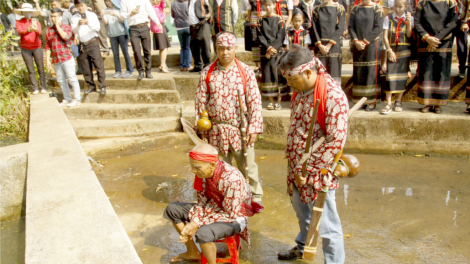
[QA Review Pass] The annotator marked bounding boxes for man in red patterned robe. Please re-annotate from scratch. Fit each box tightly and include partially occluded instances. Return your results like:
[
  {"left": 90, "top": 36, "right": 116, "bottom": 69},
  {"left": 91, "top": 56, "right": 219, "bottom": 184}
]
[
  {"left": 195, "top": 32, "right": 264, "bottom": 205},
  {"left": 277, "top": 45, "right": 348, "bottom": 262},
  {"left": 163, "top": 143, "right": 255, "bottom": 264}
]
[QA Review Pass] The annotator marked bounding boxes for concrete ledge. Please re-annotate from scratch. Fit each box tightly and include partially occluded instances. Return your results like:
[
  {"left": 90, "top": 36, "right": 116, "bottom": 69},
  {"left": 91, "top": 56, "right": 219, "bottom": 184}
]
[
  {"left": 0, "top": 143, "right": 29, "bottom": 220},
  {"left": 26, "top": 95, "right": 141, "bottom": 263}
]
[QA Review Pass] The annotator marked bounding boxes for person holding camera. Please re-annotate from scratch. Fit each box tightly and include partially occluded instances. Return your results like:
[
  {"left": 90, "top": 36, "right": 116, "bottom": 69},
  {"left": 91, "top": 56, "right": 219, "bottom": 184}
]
[
  {"left": 15, "top": 3, "right": 47, "bottom": 95},
  {"left": 71, "top": 0, "right": 107, "bottom": 95},
  {"left": 121, "top": 0, "right": 162, "bottom": 79},
  {"left": 46, "top": 8, "right": 81, "bottom": 107}
]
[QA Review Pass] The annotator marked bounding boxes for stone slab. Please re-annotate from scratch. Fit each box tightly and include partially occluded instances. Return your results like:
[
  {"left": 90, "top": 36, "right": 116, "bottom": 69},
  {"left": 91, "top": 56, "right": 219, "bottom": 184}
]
[
  {"left": 81, "top": 132, "right": 193, "bottom": 160},
  {"left": 55, "top": 90, "right": 181, "bottom": 104},
  {"left": 63, "top": 103, "right": 182, "bottom": 120},
  {"left": 70, "top": 116, "right": 182, "bottom": 138},
  {"left": 25, "top": 94, "right": 141, "bottom": 264},
  {"left": 0, "top": 143, "right": 29, "bottom": 220}
]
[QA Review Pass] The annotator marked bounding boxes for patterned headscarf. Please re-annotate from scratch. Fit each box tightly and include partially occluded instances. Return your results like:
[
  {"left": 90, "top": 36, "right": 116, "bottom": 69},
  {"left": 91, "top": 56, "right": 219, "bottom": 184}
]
[
  {"left": 216, "top": 32, "right": 237, "bottom": 47},
  {"left": 281, "top": 57, "right": 318, "bottom": 77}
]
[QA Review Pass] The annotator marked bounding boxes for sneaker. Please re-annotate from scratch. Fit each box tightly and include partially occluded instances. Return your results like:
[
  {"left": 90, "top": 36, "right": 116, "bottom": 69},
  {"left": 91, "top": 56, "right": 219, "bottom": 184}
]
[
  {"left": 59, "top": 99, "right": 71, "bottom": 106},
  {"left": 32, "top": 90, "right": 39, "bottom": 95},
  {"left": 40, "top": 89, "right": 47, "bottom": 94},
  {"left": 275, "top": 103, "right": 282, "bottom": 110},
  {"left": 67, "top": 100, "right": 81, "bottom": 107},
  {"left": 267, "top": 103, "right": 274, "bottom": 110},
  {"left": 121, "top": 71, "right": 133, "bottom": 78},
  {"left": 113, "top": 72, "right": 122, "bottom": 78}
]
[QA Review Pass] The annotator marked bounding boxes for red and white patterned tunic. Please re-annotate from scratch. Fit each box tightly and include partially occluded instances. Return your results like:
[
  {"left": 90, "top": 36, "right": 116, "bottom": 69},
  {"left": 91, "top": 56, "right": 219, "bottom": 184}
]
[
  {"left": 195, "top": 61, "right": 263, "bottom": 155},
  {"left": 286, "top": 69, "right": 349, "bottom": 204},
  {"left": 188, "top": 161, "right": 253, "bottom": 245}
]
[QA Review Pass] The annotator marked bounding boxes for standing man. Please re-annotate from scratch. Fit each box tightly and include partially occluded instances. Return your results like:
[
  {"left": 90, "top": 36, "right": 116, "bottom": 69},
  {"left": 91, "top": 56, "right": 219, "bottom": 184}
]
[
  {"left": 276, "top": 45, "right": 348, "bottom": 262},
  {"left": 209, "top": 0, "right": 238, "bottom": 57},
  {"left": 46, "top": 8, "right": 81, "bottom": 107},
  {"left": 121, "top": 0, "right": 162, "bottom": 80},
  {"left": 90, "top": 0, "right": 110, "bottom": 56},
  {"left": 195, "top": 32, "right": 264, "bottom": 205},
  {"left": 49, "top": 0, "right": 73, "bottom": 25},
  {"left": 62, "top": 0, "right": 82, "bottom": 74},
  {"left": 72, "top": 0, "right": 107, "bottom": 94},
  {"left": 188, "top": 0, "right": 212, "bottom": 72}
]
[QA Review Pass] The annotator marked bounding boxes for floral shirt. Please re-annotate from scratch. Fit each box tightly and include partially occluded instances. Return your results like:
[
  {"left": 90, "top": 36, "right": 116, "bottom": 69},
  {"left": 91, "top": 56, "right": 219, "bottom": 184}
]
[
  {"left": 195, "top": 61, "right": 263, "bottom": 155},
  {"left": 286, "top": 58, "right": 349, "bottom": 204},
  {"left": 188, "top": 161, "right": 252, "bottom": 245}
]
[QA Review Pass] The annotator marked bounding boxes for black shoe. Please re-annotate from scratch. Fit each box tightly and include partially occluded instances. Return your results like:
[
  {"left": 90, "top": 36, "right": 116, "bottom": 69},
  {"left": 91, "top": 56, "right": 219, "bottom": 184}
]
[
  {"left": 137, "top": 72, "right": 144, "bottom": 80},
  {"left": 278, "top": 246, "right": 303, "bottom": 260},
  {"left": 84, "top": 88, "right": 96, "bottom": 94},
  {"left": 145, "top": 72, "right": 153, "bottom": 79},
  {"left": 100, "top": 88, "right": 106, "bottom": 94},
  {"left": 189, "top": 68, "right": 202, "bottom": 73}
]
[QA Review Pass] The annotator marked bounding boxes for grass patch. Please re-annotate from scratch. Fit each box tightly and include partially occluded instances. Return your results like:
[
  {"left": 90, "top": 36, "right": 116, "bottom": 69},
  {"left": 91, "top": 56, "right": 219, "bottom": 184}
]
[{"left": 0, "top": 25, "right": 31, "bottom": 143}]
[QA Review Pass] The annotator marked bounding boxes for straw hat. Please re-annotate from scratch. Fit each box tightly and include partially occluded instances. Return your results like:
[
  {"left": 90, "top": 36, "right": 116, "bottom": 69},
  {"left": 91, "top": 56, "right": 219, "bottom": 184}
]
[{"left": 14, "top": 3, "right": 41, "bottom": 16}]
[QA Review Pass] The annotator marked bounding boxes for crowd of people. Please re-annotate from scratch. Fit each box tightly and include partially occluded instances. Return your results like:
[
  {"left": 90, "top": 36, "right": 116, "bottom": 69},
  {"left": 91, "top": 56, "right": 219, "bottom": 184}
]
[{"left": 1, "top": 0, "right": 470, "bottom": 113}]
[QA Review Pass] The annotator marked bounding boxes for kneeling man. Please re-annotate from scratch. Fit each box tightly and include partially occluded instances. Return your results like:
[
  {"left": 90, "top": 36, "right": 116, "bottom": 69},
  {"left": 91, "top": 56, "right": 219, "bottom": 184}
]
[{"left": 164, "top": 143, "right": 256, "bottom": 264}]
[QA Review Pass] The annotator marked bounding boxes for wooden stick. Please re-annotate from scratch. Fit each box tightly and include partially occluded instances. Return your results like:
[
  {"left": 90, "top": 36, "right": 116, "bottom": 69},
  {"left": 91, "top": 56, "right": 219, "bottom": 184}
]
[
  {"left": 302, "top": 99, "right": 321, "bottom": 178},
  {"left": 302, "top": 97, "right": 367, "bottom": 261},
  {"left": 237, "top": 89, "right": 249, "bottom": 183}
]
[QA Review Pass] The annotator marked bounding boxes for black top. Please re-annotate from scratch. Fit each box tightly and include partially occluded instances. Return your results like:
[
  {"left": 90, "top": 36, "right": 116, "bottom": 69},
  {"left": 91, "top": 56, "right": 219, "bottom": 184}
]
[
  {"left": 171, "top": 0, "right": 190, "bottom": 28},
  {"left": 349, "top": 3, "right": 384, "bottom": 43},
  {"left": 312, "top": 3, "right": 346, "bottom": 45},
  {"left": 415, "top": 0, "right": 457, "bottom": 40},
  {"left": 257, "top": 15, "right": 286, "bottom": 52}
]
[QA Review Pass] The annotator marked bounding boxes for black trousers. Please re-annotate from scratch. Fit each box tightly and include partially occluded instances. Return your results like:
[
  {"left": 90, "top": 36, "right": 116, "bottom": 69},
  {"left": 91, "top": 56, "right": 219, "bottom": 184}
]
[
  {"left": 79, "top": 39, "right": 106, "bottom": 89},
  {"left": 455, "top": 20, "right": 468, "bottom": 72},
  {"left": 21, "top": 47, "right": 46, "bottom": 91},
  {"left": 163, "top": 202, "right": 241, "bottom": 244},
  {"left": 129, "top": 24, "right": 152, "bottom": 73},
  {"left": 190, "top": 23, "right": 211, "bottom": 70}
]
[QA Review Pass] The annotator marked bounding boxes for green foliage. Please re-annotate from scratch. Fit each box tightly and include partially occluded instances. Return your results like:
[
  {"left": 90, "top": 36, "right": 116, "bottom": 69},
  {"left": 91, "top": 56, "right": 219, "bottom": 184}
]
[
  {"left": 0, "top": 24, "right": 31, "bottom": 140},
  {"left": 1, "top": 0, "right": 51, "bottom": 13}
]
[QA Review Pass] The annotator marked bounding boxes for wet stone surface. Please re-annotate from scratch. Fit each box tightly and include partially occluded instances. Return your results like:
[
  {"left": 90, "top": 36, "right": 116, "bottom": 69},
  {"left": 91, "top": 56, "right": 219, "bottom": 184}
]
[
  {"left": 93, "top": 146, "right": 470, "bottom": 264},
  {"left": 1, "top": 215, "right": 25, "bottom": 264}
]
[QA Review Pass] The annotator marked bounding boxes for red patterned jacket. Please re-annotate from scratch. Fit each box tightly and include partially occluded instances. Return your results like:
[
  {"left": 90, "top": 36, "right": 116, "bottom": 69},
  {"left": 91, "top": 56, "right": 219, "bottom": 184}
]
[
  {"left": 286, "top": 64, "right": 349, "bottom": 204},
  {"left": 188, "top": 161, "right": 253, "bottom": 245},
  {"left": 195, "top": 61, "right": 263, "bottom": 155}
]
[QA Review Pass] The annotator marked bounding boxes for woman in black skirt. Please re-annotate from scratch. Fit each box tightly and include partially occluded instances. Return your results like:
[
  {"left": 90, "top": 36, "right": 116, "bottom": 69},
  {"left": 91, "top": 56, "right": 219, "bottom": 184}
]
[{"left": 151, "top": 0, "right": 171, "bottom": 73}]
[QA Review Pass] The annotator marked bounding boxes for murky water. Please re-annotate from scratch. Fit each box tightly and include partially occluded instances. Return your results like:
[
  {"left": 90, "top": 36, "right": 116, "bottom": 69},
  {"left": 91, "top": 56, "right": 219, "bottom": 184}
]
[
  {"left": 1, "top": 215, "right": 25, "bottom": 264},
  {"left": 93, "top": 146, "right": 470, "bottom": 264}
]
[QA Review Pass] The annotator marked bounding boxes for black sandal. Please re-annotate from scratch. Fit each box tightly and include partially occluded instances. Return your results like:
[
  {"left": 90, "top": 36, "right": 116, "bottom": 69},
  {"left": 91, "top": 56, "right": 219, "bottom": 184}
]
[
  {"left": 365, "top": 103, "right": 376, "bottom": 111},
  {"left": 420, "top": 105, "right": 432, "bottom": 113},
  {"left": 434, "top": 106, "right": 442, "bottom": 114},
  {"left": 394, "top": 101, "right": 403, "bottom": 112},
  {"left": 381, "top": 104, "right": 392, "bottom": 114}
]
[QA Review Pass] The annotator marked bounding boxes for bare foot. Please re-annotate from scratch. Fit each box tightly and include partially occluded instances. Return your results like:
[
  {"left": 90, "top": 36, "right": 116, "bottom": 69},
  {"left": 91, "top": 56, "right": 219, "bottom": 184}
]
[{"left": 170, "top": 252, "right": 201, "bottom": 263}]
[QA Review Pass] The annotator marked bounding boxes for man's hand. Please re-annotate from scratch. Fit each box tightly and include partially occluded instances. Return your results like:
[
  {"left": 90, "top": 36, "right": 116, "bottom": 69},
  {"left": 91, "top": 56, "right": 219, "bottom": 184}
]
[
  {"left": 319, "top": 44, "right": 328, "bottom": 54},
  {"left": 74, "top": 35, "right": 80, "bottom": 45},
  {"left": 130, "top": 6, "right": 140, "bottom": 16},
  {"left": 55, "top": 18, "right": 62, "bottom": 27},
  {"left": 179, "top": 221, "right": 199, "bottom": 243},
  {"left": 79, "top": 18, "right": 88, "bottom": 25},
  {"left": 294, "top": 173, "right": 307, "bottom": 187},
  {"left": 46, "top": 60, "right": 52, "bottom": 71},
  {"left": 247, "top": 133, "right": 257, "bottom": 147}
]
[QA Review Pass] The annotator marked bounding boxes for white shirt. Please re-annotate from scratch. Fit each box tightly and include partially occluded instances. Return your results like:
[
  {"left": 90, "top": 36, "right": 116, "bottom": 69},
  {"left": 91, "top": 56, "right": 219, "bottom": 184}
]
[
  {"left": 120, "top": 0, "right": 160, "bottom": 26},
  {"left": 71, "top": 11, "right": 100, "bottom": 43},
  {"left": 383, "top": 12, "right": 414, "bottom": 30},
  {"left": 280, "top": 0, "right": 294, "bottom": 10},
  {"left": 188, "top": 0, "right": 210, "bottom": 25},
  {"left": 283, "top": 26, "right": 312, "bottom": 45},
  {"left": 241, "top": 0, "right": 250, "bottom": 13}
]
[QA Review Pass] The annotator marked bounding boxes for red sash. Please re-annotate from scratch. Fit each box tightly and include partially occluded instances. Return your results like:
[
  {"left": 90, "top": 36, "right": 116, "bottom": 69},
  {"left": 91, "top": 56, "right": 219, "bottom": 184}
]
[
  {"left": 205, "top": 161, "right": 263, "bottom": 217},
  {"left": 291, "top": 72, "right": 328, "bottom": 133}
]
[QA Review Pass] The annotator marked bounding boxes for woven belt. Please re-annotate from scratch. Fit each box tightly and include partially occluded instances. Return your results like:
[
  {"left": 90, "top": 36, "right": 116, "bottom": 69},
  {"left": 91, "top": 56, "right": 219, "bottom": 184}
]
[
  {"left": 81, "top": 37, "right": 97, "bottom": 46},
  {"left": 130, "top": 23, "right": 148, "bottom": 28},
  {"left": 212, "top": 117, "right": 242, "bottom": 128}
]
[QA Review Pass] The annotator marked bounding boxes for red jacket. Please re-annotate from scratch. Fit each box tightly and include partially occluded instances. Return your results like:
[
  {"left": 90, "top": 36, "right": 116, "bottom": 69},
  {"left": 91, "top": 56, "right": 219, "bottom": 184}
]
[{"left": 16, "top": 18, "right": 42, "bottom": 50}]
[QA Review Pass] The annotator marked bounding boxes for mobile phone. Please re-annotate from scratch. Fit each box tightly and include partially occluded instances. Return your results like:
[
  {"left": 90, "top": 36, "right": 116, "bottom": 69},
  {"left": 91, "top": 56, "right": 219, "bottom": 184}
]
[{"left": 80, "top": 13, "right": 87, "bottom": 19}]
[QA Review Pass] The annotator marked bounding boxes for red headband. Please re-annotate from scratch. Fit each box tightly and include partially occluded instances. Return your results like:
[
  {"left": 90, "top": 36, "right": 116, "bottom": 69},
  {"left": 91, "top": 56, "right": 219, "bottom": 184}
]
[
  {"left": 189, "top": 151, "right": 218, "bottom": 163},
  {"left": 189, "top": 150, "right": 219, "bottom": 191}
]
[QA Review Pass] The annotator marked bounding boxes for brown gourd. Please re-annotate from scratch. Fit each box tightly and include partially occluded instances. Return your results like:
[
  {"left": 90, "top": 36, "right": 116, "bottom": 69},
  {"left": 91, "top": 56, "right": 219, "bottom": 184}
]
[{"left": 197, "top": 110, "right": 212, "bottom": 132}]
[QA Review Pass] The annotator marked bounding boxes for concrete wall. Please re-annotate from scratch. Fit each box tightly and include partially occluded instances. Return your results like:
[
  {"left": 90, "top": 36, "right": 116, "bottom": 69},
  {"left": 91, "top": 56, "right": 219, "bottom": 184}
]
[
  {"left": 19, "top": 95, "right": 142, "bottom": 263},
  {"left": 0, "top": 143, "right": 29, "bottom": 220}
]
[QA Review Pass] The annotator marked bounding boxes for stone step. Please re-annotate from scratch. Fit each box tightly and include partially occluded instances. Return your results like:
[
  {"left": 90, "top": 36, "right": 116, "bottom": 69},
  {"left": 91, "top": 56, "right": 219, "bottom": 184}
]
[
  {"left": 56, "top": 89, "right": 181, "bottom": 104},
  {"left": 77, "top": 76, "right": 177, "bottom": 90},
  {"left": 80, "top": 132, "right": 192, "bottom": 159},
  {"left": 69, "top": 116, "right": 181, "bottom": 138},
  {"left": 62, "top": 103, "right": 182, "bottom": 119}
]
